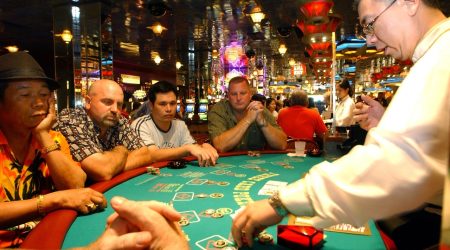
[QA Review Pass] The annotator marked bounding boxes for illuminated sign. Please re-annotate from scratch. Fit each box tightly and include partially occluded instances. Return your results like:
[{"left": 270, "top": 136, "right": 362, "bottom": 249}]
[{"left": 121, "top": 74, "right": 140, "bottom": 85}]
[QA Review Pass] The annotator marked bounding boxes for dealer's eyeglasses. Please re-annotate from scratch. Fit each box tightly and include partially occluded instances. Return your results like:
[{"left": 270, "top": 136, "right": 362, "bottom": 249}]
[{"left": 361, "top": 0, "right": 397, "bottom": 36}]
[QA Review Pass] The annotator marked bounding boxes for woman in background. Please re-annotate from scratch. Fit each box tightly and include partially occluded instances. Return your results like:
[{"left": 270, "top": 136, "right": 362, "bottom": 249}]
[
  {"left": 335, "top": 79, "right": 355, "bottom": 127},
  {"left": 265, "top": 98, "right": 278, "bottom": 119}
]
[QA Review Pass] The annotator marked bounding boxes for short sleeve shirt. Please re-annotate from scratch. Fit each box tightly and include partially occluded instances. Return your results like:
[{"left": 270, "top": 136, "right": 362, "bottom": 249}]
[
  {"left": 277, "top": 106, "right": 328, "bottom": 141},
  {"left": 54, "top": 108, "right": 145, "bottom": 162},
  {"left": 208, "top": 100, "right": 281, "bottom": 151},
  {"left": 131, "top": 115, "right": 196, "bottom": 148},
  {"left": 0, "top": 129, "right": 77, "bottom": 247}
]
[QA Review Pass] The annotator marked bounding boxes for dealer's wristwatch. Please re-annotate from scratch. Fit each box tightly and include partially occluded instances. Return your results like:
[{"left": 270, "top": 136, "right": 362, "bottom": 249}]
[{"left": 268, "top": 191, "right": 289, "bottom": 217}]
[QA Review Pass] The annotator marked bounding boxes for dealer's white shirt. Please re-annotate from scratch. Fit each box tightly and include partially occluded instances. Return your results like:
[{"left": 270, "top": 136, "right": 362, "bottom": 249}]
[{"left": 279, "top": 18, "right": 450, "bottom": 228}]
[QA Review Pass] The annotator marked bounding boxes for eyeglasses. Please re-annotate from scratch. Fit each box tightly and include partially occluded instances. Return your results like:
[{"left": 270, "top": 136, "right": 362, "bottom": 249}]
[{"left": 361, "top": 0, "right": 397, "bottom": 36}]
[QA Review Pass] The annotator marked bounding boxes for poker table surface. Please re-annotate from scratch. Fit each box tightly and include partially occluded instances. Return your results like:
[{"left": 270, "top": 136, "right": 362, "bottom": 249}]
[{"left": 22, "top": 151, "right": 388, "bottom": 249}]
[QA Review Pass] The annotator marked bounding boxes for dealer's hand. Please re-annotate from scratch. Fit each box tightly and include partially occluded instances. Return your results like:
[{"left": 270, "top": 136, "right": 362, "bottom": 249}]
[
  {"left": 231, "top": 200, "right": 283, "bottom": 247},
  {"left": 354, "top": 95, "right": 385, "bottom": 131}
]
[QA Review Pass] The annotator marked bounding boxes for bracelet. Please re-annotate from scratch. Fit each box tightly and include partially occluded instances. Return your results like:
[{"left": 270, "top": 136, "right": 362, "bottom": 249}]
[
  {"left": 41, "top": 142, "right": 61, "bottom": 155},
  {"left": 242, "top": 119, "right": 251, "bottom": 126},
  {"left": 37, "top": 195, "right": 46, "bottom": 217}
]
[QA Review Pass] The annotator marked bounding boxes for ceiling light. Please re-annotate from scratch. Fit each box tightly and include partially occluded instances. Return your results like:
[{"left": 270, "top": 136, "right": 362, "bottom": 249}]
[
  {"left": 212, "top": 49, "right": 219, "bottom": 59},
  {"left": 148, "top": 22, "right": 167, "bottom": 36},
  {"left": 133, "top": 90, "right": 146, "bottom": 100},
  {"left": 278, "top": 44, "right": 287, "bottom": 56},
  {"left": 5, "top": 46, "right": 19, "bottom": 53},
  {"left": 56, "top": 30, "right": 73, "bottom": 44},
  {"left": 249, "top": 6, "right": 265, "bottom": 23},
  {"left": 154, "top": 55, "right": 163, "bottom": 65},
  {"left": 176, "top": 61, "right": 183, "bottom": 69}
]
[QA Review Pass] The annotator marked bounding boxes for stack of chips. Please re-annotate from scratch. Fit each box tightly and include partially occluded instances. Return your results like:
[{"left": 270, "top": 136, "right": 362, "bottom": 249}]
[
  {"left": 247, "top": 151, "right": 261, "bottom": 157},
  {"left": 146, "top": 166, "right": 160, "bottom": 175}
]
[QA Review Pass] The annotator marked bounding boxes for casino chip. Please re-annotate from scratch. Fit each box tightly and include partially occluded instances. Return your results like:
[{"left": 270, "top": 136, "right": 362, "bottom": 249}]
[
  {"left": 257, "top": 232, "right": 274, "bottom": 244},
  {"left": 204, "top": 209, "right": 216, "bottom": 215},
  {"left": 146, "top": 166, "right": 160, "bottom": 175},
  {"left": 217, "top": 181, "right": 230, "bottom": 186},
  {"left": 211, "top": 212, "right": 224, "bottom": 218},
  {"left": 213, "top": 239, "right": 228, "bottom": 248},
  {"left": 216, "top": 208, "right": 233, "bottom": 214},
  {"left": 178, "top": 217, "right": 190, "bottom": 226},
  {"left": 247, "top": 151, "right": 261, "bottom": 157},
  {"left": 168, "top": 160, "right": 187, "bottom": 169},
  {"left": 210, "top": 193, "right": 224, "bottom": 198},
  {"left": 195, "top": 193, "right": 209, "bottom": 198}
]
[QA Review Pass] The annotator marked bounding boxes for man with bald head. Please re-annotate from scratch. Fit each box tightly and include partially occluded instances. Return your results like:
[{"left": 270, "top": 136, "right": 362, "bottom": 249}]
[{"left": 55, "top": 80, "right": 152, "bottom": 181}]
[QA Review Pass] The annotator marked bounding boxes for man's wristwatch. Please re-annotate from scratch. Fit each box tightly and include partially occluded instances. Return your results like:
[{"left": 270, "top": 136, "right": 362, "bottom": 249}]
[
  {"left": 41, "top": 142, "right": 61, "bottom": 155},
  {"left": 268, "top": 191, "right": 289, "bottom": 217}
]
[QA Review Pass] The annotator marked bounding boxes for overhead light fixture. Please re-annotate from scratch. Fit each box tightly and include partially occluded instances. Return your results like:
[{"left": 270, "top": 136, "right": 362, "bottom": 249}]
[
  {"left": 249, "top": 6, "right": 265, "bottom": 24},
  {"left": 133, "top": 89, "right": 146, "bottom": 100},
  {"left": 148, "top": 22, "right": 167, "bottom": 36},
  {"left": 176, "top": 61, "right": 183, "bottom": 69},
  {"left": 278, "top": 44, "right": 287, "bottom": 56},
  {"left": 212, "top": 49, "right": 219, "bottom": 59},
  {"left": 151, "top": 51, "right": 163, "bottom": 65},
  {"left": 154, "top": 55, "right": 163, "bottom": 65},
  {"left": 56, "top": 29, "right": 73, "bottom": 44},
  {"left": 5, "top": 46, "right": 19, "bottom": 53}
]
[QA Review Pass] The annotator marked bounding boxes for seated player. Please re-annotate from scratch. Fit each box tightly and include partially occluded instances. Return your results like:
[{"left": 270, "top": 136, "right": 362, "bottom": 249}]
[
  {"left": 208, "top": 76, "right": 287, "bottom": 152},
  {"left": 277, "top": 90, "right": 327, "bottom": 143},
  {"left": 131, "top": 81, "right": 218, "bottom": 167},
  {"left": 0, "top": 52, "right": 106, "bottom": 248},
  {"left": 54, "top": 79, "right": 153, "bottom": 182}
]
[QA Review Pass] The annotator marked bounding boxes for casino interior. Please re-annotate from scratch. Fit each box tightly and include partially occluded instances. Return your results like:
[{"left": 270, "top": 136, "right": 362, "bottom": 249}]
[{"left": 1, "top": 0, "right": 450, "bottom": 249}]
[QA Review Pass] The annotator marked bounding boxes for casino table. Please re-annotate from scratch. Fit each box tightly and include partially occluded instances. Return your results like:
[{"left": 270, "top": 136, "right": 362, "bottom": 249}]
[{"left": 22, "top": 151, "right": 389, "bottom": 249}]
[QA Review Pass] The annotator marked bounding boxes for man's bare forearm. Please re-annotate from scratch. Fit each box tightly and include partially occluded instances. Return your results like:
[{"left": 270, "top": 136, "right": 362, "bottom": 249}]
[
  {"left": 261, "top": 125, "right": 287, "bottom": 150},
  {"left": 81, "top": 146, "right": 128, "bottom": 181},
  {"left": 212, "top": 119, "right": 251, "bottom": 152}
]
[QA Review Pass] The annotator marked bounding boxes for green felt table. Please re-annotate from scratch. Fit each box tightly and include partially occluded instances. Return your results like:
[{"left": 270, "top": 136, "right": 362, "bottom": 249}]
[{"left": 22, "top": 152, "right": 387, "bottom": 250}]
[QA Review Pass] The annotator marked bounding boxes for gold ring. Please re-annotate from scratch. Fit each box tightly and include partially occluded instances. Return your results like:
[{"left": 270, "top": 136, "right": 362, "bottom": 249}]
[{"left": 86, "top": 203, "right": 96, "bottom": 211}]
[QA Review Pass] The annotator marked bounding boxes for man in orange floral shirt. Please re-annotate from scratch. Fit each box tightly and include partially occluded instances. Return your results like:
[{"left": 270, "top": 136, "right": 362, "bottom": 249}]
[{"left": 0, "top": 52, "right": 106, "bottom": 248}]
